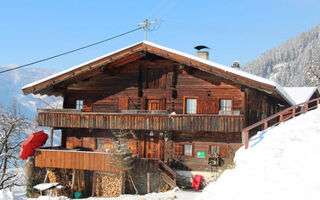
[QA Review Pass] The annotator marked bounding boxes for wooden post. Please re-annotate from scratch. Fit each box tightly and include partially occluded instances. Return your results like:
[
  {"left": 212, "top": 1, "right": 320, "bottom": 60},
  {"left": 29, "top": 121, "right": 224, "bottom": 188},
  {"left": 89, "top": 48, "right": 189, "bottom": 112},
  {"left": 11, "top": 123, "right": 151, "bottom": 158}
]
[
  {"left": 147, "top": 172, "right": 150, "bottom": 193},
  {"left": 121, "top": 172, "right": 126, "bottom": 194},
  {"left": 264, "top": 122, "right": 268, "bottom": 130},
  {"left": 71, "top": 169, "right": 76, "bottom": 198},
  {"left": 50, "top": 127, "right": 54, "bottom": 147},
  {"left": 292, "top": 107, "right": 296, "bottom": 117},
  {"left": 92, "top": 172, "right": 96, "bottom": 197},
  {"left": 279, "top": 115, "right": 283, "bottom": 122},
  {"left": 305, "top": 103, "right": 309, "bottom": 112}
]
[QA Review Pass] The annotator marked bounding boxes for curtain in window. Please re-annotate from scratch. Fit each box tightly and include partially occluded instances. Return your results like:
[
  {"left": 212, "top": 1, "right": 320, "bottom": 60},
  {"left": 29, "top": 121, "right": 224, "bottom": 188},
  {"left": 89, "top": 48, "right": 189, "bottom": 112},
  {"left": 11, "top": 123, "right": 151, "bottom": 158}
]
[
  {"left": 220, "top": 99, "right": 232, "bottom": 111},
  {"left": 186, "top": 99, "right": 197, "bottom": 114},
  {"left": 184, "top": 144, "right": 192, "bottom": 156}
]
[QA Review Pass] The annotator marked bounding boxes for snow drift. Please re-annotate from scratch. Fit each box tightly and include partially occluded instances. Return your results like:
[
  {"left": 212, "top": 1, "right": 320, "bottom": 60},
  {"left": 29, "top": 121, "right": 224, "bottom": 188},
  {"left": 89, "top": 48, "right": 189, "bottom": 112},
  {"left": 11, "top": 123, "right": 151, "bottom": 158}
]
[{"left": 197, "top": 107, "right": 320, "bottom": 200}]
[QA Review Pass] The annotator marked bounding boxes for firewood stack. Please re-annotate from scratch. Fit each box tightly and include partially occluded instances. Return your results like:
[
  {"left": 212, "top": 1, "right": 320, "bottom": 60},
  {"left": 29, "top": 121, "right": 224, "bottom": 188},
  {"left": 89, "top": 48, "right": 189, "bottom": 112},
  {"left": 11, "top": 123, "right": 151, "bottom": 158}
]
[
  {"left": 47, "top": 168, "right": 86, "bottom": 197},
  {"left": 95, "top": 172, "right": 122, "bottom": 197}
]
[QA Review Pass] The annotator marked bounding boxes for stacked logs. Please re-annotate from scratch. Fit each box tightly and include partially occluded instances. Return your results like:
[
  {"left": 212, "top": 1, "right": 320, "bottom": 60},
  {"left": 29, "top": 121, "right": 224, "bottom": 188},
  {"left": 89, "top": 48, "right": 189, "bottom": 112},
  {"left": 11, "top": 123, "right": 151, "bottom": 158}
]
[
  {"left": 95, "top": 172, "right": 122, "bottom": 197},
  {"left": 46, "top": 168, "right": 86, "bottom": 197}
]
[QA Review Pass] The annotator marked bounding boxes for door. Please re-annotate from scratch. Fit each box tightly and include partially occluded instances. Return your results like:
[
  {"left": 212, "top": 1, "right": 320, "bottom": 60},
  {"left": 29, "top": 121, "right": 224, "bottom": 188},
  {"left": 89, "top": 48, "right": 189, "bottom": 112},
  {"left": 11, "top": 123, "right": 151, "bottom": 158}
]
[{"left": 146, "top": 136, "right": 159, "bottom": 158}]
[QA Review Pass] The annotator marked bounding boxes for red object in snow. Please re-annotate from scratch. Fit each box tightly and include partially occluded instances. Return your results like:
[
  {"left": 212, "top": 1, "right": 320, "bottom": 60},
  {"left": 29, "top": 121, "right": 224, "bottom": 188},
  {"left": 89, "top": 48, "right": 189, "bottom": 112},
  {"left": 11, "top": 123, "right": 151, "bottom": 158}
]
[
  {"left": 19, "top": 130, "right": 48, "bottom": 160},
  {"left": 192, "top": 174, "right": 203, "bottom": 189}
]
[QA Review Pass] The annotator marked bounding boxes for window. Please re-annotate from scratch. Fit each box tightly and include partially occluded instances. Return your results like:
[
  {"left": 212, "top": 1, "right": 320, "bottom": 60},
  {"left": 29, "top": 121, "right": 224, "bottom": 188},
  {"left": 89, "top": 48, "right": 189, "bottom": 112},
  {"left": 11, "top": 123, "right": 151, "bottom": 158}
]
[
  {"left": 175, "top": 143, "right": 193, "bottom": 156},
  {"left": 96, "top": 139, "right": 104, "bottom": 150},
  {"left": 210, "top": 145, "right": 220, "bottom": 156},
  {"left": 184, "top": 144, "right": 193, "bottom": 156},
  {"left": 220, "top": 99, "right": 232, "bottom": 112},
  {"left": 76, "top": 100, "right": 84, "bottom": 109},
  {"left": 186, "top": 99, "right": 197, "bottom": 114}
]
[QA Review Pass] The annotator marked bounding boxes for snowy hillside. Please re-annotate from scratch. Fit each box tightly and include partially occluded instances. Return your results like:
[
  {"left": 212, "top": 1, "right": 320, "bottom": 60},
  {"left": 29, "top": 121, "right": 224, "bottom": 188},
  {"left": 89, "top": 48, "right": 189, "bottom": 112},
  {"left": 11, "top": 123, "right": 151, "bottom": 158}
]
[
  {"left": 243, "top": 24, "right": 320, "bottom": 87},
  {"left": 0, "top": 65, "right": 62, "bottom": 118},
  {"left": 197, "top": 107, "right": 320, "bottom": 200}
]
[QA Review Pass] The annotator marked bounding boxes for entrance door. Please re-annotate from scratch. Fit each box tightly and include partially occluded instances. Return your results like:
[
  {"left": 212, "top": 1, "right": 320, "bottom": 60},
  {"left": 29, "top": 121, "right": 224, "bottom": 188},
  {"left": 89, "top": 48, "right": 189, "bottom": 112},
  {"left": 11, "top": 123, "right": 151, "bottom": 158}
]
[{"left": 146, "top": 136, "right": 158, "bottom": 158}]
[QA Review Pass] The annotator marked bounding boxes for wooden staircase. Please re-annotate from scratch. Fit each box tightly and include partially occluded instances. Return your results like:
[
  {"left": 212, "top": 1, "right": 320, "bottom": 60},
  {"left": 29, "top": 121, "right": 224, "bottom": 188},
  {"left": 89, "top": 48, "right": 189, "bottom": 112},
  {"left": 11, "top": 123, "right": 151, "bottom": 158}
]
[
  {"left": 242, "top": 97, "right": 320, "bottom": 149},
  {"left": 158, "top": 159, "right": 176, "bottom": 188}
]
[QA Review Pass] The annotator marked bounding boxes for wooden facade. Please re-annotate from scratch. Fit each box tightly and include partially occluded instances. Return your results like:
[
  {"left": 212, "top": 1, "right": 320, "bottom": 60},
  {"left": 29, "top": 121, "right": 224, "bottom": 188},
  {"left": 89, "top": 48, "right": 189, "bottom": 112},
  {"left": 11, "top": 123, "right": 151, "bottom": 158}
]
[
  {"left": 35, "top": 148, "right": 120, "bottom": 172},
  {"left": 22, "top": 41, "right": 293, "bottom": 185},
  {"left": 37, "top": 109, "right": 245, "bottom": 133}
]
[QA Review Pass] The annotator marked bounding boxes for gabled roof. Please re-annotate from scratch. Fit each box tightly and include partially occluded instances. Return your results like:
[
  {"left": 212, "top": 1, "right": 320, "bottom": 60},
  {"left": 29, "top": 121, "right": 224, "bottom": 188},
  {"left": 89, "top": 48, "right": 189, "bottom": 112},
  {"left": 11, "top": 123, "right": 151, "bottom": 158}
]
[
  {"left": 22, "top": 41, "right": 295, "bottom": 105},
  {"left": 283, "top": 87, "right": 319, "bottom": 104}
]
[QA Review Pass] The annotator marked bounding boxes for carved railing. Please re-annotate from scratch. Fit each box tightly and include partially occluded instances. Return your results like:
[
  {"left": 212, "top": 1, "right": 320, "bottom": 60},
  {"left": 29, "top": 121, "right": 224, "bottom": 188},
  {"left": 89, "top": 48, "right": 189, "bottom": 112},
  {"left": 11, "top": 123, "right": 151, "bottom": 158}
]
[
  {"left": 242, "top": 97, "right": 320, "bottom": 149},
  {"left": 37, "top": 109, "right": 245, "bottom": 133}
]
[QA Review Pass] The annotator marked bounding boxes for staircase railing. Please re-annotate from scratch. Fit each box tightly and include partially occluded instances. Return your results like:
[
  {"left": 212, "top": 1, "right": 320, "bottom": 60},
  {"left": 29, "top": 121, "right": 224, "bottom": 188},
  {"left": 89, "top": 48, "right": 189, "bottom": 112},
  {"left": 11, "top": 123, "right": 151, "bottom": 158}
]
[
  {"left": 158, "top": 159, "right": 176, "bottom": 186},
  {"left": 242, "top": 97, "right": 320, "bottom": 149}
]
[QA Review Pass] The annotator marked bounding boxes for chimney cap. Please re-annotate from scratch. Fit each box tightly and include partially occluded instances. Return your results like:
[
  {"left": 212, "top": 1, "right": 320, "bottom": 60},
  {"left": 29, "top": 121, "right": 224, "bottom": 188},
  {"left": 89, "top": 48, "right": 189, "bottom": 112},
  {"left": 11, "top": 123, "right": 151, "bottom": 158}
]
[
  {"left": 232, "top": 61, "right": 240, "bottom": 68},
  {"left": 194, "top": 45, "right": 210, "bottom": 51}
]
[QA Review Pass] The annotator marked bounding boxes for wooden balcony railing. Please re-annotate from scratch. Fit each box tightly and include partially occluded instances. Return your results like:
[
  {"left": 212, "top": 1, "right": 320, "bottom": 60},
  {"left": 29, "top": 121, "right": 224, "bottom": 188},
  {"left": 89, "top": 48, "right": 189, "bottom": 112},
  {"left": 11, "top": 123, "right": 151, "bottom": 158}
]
[
  {"left": 35, "top": 148, "right": 120, "bottom": 172},
  {"left": 242, "top": 97, "right": 320, "bottom": 149},
  {"left": 37, "top": 109, "right": 244, "bottom": 133}
]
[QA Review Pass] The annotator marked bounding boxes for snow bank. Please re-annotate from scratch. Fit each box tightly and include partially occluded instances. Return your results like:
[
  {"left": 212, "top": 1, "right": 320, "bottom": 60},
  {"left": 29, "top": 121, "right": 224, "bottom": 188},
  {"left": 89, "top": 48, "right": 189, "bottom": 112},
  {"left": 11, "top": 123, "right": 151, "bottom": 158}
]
[
  {"left": 0, "top": 189, "right": 15, "bottom": 200},
  {"left": 197, "top": 107, "right": 320, "bottom": 200}
]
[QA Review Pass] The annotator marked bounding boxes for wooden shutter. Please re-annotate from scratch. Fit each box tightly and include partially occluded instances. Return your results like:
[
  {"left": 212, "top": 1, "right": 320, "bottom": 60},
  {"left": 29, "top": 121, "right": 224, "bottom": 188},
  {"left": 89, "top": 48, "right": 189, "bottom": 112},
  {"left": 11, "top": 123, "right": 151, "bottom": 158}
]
[
  {"left": 174, "top": 144, "right": 184, "bottom": 155},
  {"left": 127, "top": 140, "right": 138, "bottom": 155},
  {"left": 118, "top": 97, "right": 129, "bottom": 111},
  {"left": 161, "top": 97, "right": 166, "bottom": 110},
  {"left": 220, "top": 144, "right": 228, "bottom": 158},
  {"left": 197, "top": 98, "right": 218, "bottom": 114},
  {"left": 140, "top": 97, "right": 147, "bottom": 110}
]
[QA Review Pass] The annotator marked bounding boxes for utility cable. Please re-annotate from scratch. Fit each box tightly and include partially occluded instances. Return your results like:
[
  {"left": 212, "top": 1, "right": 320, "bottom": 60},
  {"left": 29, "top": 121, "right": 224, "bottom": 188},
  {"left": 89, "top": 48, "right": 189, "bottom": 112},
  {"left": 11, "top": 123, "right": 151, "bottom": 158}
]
[{"left": 0, "top": 27, "right": 142, "bottom": 74}]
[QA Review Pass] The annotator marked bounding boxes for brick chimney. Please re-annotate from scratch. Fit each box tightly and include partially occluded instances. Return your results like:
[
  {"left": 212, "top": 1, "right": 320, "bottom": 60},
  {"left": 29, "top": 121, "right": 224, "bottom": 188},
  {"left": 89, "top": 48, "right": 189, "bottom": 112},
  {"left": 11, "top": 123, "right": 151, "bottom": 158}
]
[
  {"left": 197, "top": 51, "right": 209, "bottom": 60},
  {"left": 194, "top": 45, "right": 210, "bottom": 60}
]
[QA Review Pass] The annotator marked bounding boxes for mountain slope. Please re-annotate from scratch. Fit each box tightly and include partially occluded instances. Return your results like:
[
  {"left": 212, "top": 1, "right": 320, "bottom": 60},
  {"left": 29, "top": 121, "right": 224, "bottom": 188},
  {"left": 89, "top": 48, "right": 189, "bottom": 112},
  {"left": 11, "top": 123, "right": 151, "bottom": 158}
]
[
  {"left": 197, "top": 107, "right": 320, "bottom": 200},
  {"left": 0, "top": 65, "right": 62, "bottom": 118},
  {"left": 243, "top": 24, "right": 320, "bottom": 87}
]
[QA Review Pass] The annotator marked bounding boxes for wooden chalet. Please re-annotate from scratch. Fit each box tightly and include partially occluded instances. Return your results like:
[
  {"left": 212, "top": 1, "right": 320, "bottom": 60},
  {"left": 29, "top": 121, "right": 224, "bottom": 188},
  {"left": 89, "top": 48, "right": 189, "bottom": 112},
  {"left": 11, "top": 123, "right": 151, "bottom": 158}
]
[{"left": 22, "top": 41, "right": 295, "bottom": 196}]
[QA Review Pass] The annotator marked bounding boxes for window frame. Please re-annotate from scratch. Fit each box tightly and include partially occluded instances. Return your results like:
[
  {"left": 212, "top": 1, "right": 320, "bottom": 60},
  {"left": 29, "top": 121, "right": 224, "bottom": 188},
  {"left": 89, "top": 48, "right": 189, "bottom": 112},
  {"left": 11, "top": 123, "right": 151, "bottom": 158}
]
[
  {"left": 183, "top": 96, "right": 198, "bottom": 114},
  {"left": 183, "top": 144, "right": 193, "bottom": 156},
  {"left": 219, "top": 98, "right": 233, "bottom": 112},
  {"left": 174, "top": 143, "right": 194, "bottom": 157},
  {"left": 76, "top": 100, "right": 84, "bottom": 110},
  {"left": 209, "top": 144, "right": 221, "bottom": 156},
  {"left": 96, "top": 139, "right": 104, "bottom": 150}
]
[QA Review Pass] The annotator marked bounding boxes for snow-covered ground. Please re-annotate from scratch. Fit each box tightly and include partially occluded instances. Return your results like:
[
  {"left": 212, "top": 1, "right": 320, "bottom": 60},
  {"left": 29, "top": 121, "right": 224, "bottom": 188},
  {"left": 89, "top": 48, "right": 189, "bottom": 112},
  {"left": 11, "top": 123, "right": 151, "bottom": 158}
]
[
  {"left": 2, "top": 107, "right": 320, "bottom": 200},
  {"left": 197, "top": 107, "right": 320, "bottom": 200}
]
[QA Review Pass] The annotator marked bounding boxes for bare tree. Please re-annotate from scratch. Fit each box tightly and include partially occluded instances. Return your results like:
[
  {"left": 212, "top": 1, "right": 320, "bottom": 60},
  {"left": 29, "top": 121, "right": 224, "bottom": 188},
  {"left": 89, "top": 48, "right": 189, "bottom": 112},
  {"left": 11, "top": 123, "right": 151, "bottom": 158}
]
[
  {"left": 0, "top": 100, "right": 30, "bottom": 189},
  {"left": 307, "top": 49, "right": 320, "bottom": 86}
]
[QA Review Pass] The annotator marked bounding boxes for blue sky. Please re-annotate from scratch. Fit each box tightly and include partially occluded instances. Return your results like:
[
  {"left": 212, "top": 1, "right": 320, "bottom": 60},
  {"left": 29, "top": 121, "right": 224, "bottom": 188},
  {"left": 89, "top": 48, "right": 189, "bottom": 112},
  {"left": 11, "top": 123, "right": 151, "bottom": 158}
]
[{"left": 1, "top": 0, "right": 320, "bottom": 72}]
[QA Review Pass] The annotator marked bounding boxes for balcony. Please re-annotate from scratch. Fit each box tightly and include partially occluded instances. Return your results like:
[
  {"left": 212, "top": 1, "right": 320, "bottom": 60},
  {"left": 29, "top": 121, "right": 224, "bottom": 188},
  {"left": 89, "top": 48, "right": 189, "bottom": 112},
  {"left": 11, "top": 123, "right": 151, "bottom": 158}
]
[
  {"left": 34, "top": 147, "right": 120, "bottom": 172},
  {"left": 37, "top": 109, "right": 245, "bottom": 133}
]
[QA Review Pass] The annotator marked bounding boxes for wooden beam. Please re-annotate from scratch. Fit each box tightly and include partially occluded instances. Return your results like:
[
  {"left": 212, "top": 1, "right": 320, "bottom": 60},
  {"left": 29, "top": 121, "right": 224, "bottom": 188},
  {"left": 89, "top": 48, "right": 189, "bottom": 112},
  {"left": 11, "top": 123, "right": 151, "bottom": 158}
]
[
  {"left": 147, "top": 172, "right": 150, "bottom": 193},
  {"left": 71, "top": 169, "right": 76, "bottom": 197},
  {"left": 50, "top": 127, "right": 54, "bottom": 147}
]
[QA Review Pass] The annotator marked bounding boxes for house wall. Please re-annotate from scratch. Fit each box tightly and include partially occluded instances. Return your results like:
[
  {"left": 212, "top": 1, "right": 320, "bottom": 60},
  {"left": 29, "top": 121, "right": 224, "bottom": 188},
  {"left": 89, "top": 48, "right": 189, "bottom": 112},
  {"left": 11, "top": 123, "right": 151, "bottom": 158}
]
[
  {"left": 62, "top": 59, "right": 245, "bottom": 115},
  {"left": 57, "top": 56, "right": 287, "bottom": 171}
]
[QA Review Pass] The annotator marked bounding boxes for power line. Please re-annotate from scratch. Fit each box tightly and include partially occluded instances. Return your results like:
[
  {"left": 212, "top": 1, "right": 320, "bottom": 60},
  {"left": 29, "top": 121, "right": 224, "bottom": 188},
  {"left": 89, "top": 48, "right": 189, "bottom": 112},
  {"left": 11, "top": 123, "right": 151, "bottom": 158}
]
[{"left": 0, "top": 27, "right": 142, "bottom": 74}]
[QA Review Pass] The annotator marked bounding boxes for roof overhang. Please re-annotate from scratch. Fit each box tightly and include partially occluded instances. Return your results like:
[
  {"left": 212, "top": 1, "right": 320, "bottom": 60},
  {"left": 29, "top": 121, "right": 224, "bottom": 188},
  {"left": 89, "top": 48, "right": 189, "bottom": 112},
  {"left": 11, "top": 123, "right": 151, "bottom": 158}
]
[{"left": 22, "top": 41, "right": 295, "bottom": 105}]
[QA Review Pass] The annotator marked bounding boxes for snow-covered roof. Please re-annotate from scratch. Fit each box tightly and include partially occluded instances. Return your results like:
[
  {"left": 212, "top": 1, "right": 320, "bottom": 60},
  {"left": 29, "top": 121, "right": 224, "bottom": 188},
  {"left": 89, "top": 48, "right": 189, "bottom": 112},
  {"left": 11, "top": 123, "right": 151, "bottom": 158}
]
[
  {"left": 283, "top": 87, "right": 319, "bottom": 104},
  {"left": 22, "top": 41, "right": 295, "bottom": 105}
]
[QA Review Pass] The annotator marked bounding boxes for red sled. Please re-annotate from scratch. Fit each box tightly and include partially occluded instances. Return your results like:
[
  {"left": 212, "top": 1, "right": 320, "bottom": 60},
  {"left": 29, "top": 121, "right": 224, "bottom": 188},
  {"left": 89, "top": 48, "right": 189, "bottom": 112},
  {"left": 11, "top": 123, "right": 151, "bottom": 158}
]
[{"left": 192, "top": 174, "right": 202, "bottom": 189}]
